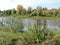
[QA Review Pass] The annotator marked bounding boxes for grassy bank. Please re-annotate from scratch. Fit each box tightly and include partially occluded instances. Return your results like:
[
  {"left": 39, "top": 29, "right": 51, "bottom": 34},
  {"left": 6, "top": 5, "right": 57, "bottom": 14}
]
[
  {"left": 0, "top": 29, "right": 60, "bottom": 45},
  {"left": 1, "top": 15, "right": 60, "bottom": 20}
]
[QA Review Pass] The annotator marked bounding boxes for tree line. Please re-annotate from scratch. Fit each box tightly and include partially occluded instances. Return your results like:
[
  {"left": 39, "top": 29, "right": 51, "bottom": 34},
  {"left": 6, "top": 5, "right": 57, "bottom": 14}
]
[{"left": 0, "top": 4, "right": 60, "bottom": 17}]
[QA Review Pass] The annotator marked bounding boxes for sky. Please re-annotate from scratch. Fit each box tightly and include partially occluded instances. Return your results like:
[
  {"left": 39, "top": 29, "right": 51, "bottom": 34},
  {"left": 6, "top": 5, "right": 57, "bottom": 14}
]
[{"left": 0, "top": 0, "right": 60, "bottom": 10}]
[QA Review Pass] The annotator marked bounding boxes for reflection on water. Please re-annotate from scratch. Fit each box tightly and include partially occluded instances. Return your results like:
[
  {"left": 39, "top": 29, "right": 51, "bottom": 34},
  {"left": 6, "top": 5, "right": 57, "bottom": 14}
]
[
  {"left": 22, "top": 19, "right": 60, "bottom": 30},
  {"left": 0, "top": 17, "right": 60, "bottom": 30}
]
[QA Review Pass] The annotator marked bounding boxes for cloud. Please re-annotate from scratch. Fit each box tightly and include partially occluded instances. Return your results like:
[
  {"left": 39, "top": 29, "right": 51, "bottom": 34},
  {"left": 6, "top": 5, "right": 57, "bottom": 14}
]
[
  {"left": 0, "top": 0, "right": 17, "bottom": 10},
  {"left": 0, "top": 0, "right": 60, "bottom": 10}
]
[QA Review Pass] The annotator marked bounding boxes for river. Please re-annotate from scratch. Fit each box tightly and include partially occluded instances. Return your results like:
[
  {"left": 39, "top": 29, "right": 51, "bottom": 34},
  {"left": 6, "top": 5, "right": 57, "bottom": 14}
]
[{"left": 0, "top": 17, "right": 60, "bottom": 30}]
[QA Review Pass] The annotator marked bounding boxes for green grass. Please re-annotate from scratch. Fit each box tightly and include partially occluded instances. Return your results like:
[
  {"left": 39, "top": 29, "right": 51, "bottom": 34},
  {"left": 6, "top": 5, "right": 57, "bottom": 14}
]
[
  {"left": 40, "top": 30, "right": 60, "bottom": 45},
  {"left": 53, "top": 30, "right": 60, "bottom": 36},
  {"left": 0, "top": 29, "right": 60, "bottom": 45},
  {"left": 1, "top": 15, "right": 60, "bottom": 20}
]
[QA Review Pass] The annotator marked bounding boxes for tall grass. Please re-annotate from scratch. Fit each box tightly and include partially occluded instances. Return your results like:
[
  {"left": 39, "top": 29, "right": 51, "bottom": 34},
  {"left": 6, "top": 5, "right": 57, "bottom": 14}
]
[{"left": 0, "top": 18, "right": 60, "bottom": 45}]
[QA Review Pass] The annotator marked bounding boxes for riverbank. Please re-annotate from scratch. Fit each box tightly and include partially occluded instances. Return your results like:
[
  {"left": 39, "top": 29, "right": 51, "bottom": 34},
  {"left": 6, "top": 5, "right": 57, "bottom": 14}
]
[
  {"left": 0, "top": 15, "right": 60, "bottom": 45},
  {"left": 0, "top": 29, "right": 60, "bottom": 45},
  {"left": 0, "top": 15, "right": 60, "bottom": 20}
]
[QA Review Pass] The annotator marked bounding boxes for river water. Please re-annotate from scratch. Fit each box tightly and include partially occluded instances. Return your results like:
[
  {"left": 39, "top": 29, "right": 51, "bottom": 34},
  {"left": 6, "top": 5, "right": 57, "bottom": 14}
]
[{"left": 0, "top": 17, "right": 60, "bottom": 30}]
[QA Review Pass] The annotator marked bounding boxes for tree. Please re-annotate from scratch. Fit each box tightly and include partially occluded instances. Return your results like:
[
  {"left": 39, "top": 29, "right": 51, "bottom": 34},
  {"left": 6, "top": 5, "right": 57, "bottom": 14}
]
[
  {"left": 42, "top": 8, "right": 47, "bottom": 10},
  {"left": 42, "top": 9, "right": 48, "bottom": 16},
  {"left": 3, "top": 10, "right": 11, "bottom": 15},
  {"left": 21, "top": 8, "right": 26, "bottom": 15},
  {"left": 6, "top": 10, "right": 11, "bottom": 15},
  {"left": 0, "top": 10, "right": 3, "bottom": 16},
  {"left": 27, "top": 7, "right": 32, "bottom": 14},
  {"left": 44, "top": 9, "right": 54, "bottom": 17},
  {"left": 16, "top": 4, "right": 23, "bottom": 15},
  {"left": 11, "top": 9, "right": 16, "bottom": 15},
  {"left": 53, "top": 10, "right": 58, "bottom": 16},
  {"left": 36, "top": 6, "right": 42, "bottom": 16},
  {"left": 31, "top": 9, "right": 37, "bottom": 16},
  {"left": 40, "top": 8, "right": 48, "bottom": 16},
  {"left": 47, "top": 9, "right": 57, "bottom": 17},
  {"left": 57, "top": 7, "right": 60, "bottom": 17},
  {"left": 0, "top": 10, "right": 1, "bottom": 13}
]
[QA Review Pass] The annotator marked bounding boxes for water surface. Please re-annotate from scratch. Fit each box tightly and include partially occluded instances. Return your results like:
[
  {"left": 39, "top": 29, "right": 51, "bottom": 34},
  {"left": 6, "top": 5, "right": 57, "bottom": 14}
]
[{"left": 0, "top": 17, "right": 60, "bottom": 30}]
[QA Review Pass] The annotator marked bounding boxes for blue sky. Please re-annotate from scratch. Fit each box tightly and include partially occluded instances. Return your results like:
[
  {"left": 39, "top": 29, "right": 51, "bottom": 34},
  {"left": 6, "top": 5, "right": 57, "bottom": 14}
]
[{"left": 0, "top": 0, "right": 60, "bottom": 10}]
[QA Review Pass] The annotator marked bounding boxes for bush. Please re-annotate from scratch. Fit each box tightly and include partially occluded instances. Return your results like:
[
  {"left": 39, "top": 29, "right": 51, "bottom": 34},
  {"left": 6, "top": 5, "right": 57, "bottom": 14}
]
[
  {"left": 0, "top": 25, "right": 60, "bottom": 45},
  {"left": 0, "top": 13, "right": 4, "bottom": 16}
]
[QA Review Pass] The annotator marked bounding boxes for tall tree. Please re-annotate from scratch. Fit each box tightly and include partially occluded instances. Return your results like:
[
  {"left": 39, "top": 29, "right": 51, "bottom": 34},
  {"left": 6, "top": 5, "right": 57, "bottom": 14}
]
[
  {"left": 11, "top": 9, "right": 16, "bottom": 15},
  {"left": 36, "top": 6, "right": 42, "bottom": 16},
  {"left": 0, "top": 10, "right": 1, "bottom": 13},
  {"left": 27, "top": 7, "right": 32, "bottom": 14},
  {"left": 3, "top": 10, "right": 11, "bottom": 15},
  {"left": 31, "top": 9, "right": 37, "bottom": 16},
  {"left": 0, "top": 10, "right": 3, "bottom": 16},
  {"left": 21, "top": 8, "right": 26, "bottom": 15},
  {"left": 42, "top": 8, "right": 48, "bottom": 16},
  {"left": 57, "top": 7, "right": 60, "bottom": 17},
  {"left": 16, "top": 4, "right": 23, "bottom": 15}
]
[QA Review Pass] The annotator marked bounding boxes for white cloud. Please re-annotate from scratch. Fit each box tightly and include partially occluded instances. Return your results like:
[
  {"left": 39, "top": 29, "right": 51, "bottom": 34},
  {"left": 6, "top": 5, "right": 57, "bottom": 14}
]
[
  {"left": 0, "top": 0, "right": 17, "bottom": 10},
  {"left": 0, "top": 0, "right": 60, "bottom": 10}
]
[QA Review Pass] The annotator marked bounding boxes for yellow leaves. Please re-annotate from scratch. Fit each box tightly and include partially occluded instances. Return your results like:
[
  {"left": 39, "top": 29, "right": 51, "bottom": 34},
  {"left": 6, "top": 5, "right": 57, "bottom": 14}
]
[
  {"left": 49, "top": 9, "right": 57, "bottom": 13},
  {"left": 42, "top": 10, "right": 48, "bottom": 15},
  {"left": 16, "top": 4, "right": 23, "bottom": 10},
  {"left": 16, "top": 4, "right": 23, "bottom": 15}
]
